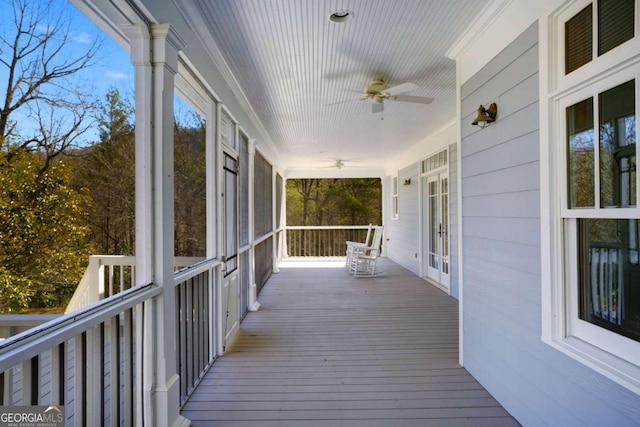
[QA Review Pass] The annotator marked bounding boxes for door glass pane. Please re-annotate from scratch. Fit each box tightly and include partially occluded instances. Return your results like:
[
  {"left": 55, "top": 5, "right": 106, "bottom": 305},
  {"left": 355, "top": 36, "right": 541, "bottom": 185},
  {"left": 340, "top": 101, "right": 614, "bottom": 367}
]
[
  {"left": 599, "top": 80, "right": 636, "bottom": 208},
  {"left": 441, "top": 177, "right": 449, "bottom": 275},
  {"left": 567, "top": 97, "right": 595, "bottom": 207},
  {"left": 224, "top": 154, "right": 238, "bottom": 275},
  {"left": 428, "top": 180, "right": 438, "bottom": 269},
  {"left": 579, "top": 219, "right": 640, "bottom": 343}
]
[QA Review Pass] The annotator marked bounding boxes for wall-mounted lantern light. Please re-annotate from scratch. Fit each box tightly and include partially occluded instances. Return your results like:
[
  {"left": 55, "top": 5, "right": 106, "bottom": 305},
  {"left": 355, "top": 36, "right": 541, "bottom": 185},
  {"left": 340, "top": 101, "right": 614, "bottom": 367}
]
[
  {"left": 403, "top": 178, "right": 411, "bottom": 186},
  {"left": 471, "top": 103, "right": 498, "bottom": 128}
]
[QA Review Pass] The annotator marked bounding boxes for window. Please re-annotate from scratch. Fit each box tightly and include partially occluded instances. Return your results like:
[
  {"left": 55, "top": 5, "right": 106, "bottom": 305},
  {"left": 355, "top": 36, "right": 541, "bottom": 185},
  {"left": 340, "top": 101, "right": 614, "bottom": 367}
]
[
  {"left": 565, "top": 79, "right": 639, "bottom": 344},
  {"left": 421, "top": 149, "right": 448, "bottom": 174},
  {"left": 220, "top": 110, "right": 236, "bottom": 150},
  {"left": 392, "top": 176, "right": 399, "bottom": 219},
  {"left": 564, "top": 0, "right": 634, "bottom": 74},
  {"left": 545, "top": 0, "right": 640, "bottom": 394}
]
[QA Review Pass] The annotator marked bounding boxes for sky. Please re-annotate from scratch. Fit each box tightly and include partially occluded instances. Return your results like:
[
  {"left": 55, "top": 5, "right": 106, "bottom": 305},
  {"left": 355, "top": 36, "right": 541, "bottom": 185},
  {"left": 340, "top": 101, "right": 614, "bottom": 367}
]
[{"left": 0, "top": 0, "right": 195, "bottom": 145}]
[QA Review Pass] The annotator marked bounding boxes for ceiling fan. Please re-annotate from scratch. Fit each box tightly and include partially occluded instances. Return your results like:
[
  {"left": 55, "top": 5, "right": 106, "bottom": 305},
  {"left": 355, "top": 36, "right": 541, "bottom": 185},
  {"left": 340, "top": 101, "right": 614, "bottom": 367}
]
[
  {"left": 317, "top": 157, "right": 362, "bottom": 169},
  {"left": 345, "top": 79, "right": 434, "bottom": 114},
  {"left": 317, "top": 159, "right": 346, "bottom": 169}
]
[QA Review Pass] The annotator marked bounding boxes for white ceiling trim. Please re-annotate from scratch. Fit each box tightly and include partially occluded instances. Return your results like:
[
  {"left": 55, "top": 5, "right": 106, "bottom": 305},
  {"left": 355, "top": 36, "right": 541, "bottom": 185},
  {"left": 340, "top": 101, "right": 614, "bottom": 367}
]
[
  {"left": 172, "top": 0, "right": 280, "bottom": 158},
  {"left": 286, "top": 167, "right": 386, "bottom": 180},
  {"left": 446, "top": 0, "right": 513, "bottom": 60}
]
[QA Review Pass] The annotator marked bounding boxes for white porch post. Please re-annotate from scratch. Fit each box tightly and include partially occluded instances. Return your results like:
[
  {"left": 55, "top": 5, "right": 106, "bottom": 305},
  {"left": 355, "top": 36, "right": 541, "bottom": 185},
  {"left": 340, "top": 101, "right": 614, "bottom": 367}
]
[
  {"left": 247, "top": 139, "right": 261, "bottom": 311},
  {"left": 272, "top": 164, "right": 280, "bottom": 274},
  {"left": 205, "top": 99, "right": 217, "bottom": 360},
  {"left": 125, "top": 24, "right": 154, "bottom": 427},
  {"left": 150, "top": 23, "right": 189, "bottom": 427},
  {"left": 129, "top": 22, "right": 189, "bottom": 427},
  {"left": 282, "top": 177, "right": 288, "bottom": 258}
]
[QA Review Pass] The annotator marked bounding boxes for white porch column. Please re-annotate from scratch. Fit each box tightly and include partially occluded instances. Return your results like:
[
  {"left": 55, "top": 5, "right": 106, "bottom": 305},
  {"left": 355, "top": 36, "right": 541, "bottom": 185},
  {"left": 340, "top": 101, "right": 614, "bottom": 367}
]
[
  {"left": 247, "top": 139, "right": 260, "bottom": 311},
  {"left": 282, "top": 177, "right": 288, "bottom": 258},
  {"left": 205, "top": 99, "right": 217, "bottom": 361},
  {"left": 149, "top": 23, "right": 189, "bottom": 427},
  {"left": 272, "top": 164, "right": 280, "bottom": 274},
  {"left": 127, "top": 24, "right": 153, "bottom": 286},
  {"left": 128, "top": 22, "right": 189, "bottom": 427},
  {"left": 124, "top": 24, "right": 154, "bottom": 427}
]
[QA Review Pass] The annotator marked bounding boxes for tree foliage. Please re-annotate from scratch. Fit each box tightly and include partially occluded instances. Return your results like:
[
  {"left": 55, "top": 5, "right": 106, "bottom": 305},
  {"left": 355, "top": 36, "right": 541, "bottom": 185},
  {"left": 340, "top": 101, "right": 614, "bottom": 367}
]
[
  {"left": 0, "top": 0, "right": 98, "bottom": 312},
  {"left": 174, "top": 109, "right": 207, "bottom": 257},
  {"left": 72, "top": 88, "right": 136, "bottom": 255},
  {"left": 0, "top": 150, "right": 94, "bottom": 311},
  {"left": 286, "top": 178, "right": 382, "bottom": 226}
]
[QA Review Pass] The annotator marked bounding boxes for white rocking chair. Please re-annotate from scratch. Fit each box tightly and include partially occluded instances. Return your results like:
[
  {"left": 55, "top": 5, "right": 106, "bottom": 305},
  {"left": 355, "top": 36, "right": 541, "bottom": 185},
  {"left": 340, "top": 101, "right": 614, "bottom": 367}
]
[
  {"left": 345, "top": 224, "right": 373, "bottom": 268},
  {"left": 349, "top": 226, "right": 383, "bottom": 276}
]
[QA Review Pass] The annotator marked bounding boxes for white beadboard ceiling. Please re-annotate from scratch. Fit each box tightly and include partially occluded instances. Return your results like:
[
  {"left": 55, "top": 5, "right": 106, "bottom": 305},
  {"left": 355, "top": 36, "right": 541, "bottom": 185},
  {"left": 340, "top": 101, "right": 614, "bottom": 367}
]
[{"left": 184, "top": 0, "right": 486, "bottom": 174}]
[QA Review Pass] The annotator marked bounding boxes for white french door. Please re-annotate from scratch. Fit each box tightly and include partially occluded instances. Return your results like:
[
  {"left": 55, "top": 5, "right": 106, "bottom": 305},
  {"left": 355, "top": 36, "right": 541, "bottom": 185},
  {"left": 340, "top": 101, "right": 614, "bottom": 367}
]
[{"left": 424, "top": 172, "right": 450, "bottom": 288}]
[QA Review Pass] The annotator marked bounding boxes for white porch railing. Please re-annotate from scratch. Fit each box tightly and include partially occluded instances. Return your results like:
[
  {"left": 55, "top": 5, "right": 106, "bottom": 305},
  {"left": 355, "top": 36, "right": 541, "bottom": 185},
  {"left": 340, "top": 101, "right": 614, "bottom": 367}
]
[
  {"left": 174, "top": 258, "right": 220, "bottom": 405},
  {"left": 0, "top": 283, "right": 160, "bottom": 425},
  {"left": 0, "top": 256, "right": 220, "bottom": 424},
  {"left": 286, "top": 226, "right": 373, "bottom": 257},
  {"left": 66, "top": 255, "right": 205, "bottom": 314},
  {"left": 0, "top": 315, "right": 60, "bottom": 341}
]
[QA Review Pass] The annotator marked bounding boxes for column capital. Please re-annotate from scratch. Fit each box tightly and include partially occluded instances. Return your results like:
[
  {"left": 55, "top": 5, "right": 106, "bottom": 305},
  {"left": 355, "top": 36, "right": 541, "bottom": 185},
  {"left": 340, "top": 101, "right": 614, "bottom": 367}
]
[
  {"left": 150, "top": 23, "right": 186, "bottom": 73},
  {"left": 121, "top": 24, "right": 150, "bottom": 67}
]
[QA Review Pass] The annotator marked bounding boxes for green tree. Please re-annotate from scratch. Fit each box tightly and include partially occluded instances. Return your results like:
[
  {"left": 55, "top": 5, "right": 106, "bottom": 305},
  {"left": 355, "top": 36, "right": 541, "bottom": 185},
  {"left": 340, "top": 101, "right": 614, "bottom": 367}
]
[
  {"left": 174, "top": 109, "right": 206, "bottom": 257},
  {"left": 72, "top": 88, "right": 136, "bottom": 255},
  {"left": 286, "top": 178, "right": 381, "bottom": 226},
  {"left": 0, "top": 0, "right": 99, "bottom": 311},
  {"left": 0, "top": 150, "right": 94, "bottom": 311}
]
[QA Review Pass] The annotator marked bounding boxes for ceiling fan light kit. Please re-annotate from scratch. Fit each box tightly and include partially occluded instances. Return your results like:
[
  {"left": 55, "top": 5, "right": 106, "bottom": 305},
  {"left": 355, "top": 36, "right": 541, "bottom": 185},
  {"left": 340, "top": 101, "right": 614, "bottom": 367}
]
[{"left": 340, "top": 79, "right": 435, "bottom": 118}]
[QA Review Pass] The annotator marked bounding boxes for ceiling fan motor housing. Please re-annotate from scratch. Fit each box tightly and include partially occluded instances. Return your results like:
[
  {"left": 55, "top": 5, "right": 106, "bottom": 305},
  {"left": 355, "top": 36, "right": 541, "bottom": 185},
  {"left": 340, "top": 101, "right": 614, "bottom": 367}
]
[{"left": 365, "top": 80, "right": 389, "bottom": 95}]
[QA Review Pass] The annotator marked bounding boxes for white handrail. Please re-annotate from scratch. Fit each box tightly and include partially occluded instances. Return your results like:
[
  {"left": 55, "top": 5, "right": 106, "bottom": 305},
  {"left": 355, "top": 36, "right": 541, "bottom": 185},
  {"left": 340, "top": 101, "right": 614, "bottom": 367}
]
[
  {"left": 66, "top": 255, "right": 206, "bottom": 313},
  {"left": 174, "top": 258, "right": 222, "bottom": 285},
  {"left": 286, "top": 225, "right": 373, "bottom": 230},
  {"left": 0, "top": 284, "right": 159, "bottom": 371}
]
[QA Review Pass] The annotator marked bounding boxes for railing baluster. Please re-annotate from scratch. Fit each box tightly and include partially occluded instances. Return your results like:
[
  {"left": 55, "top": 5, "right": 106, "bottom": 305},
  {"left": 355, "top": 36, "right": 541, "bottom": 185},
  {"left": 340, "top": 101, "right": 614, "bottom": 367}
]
[
  {"left": 109, "top": 314, "right": 120, "bottom": 427},
  {"left": 178, "top": 281, "right": 187, "bottom": 402},
  {"left": 193, "top": 275, "right": 201, "bottom": 383},
  {"left": 74, "top": 333, "right": 86, "bottom": 426},
  {"left": 198, "top": 273, "right": 205, "bottom": 377},
  {"left": 286, "top": 226, "right": 371, "bottom": 257},
  {"left": 21, "top": 356, "right": 38, "bottom": 405},
  {"left": 50, "top": 343, "right": 65, "bottom": 405},
  {"left": 2, "top": 368, "right": 13, "bottom": 405},
  {"left": 123, "top": 308, "right": 134, "bottom": 427},
  {"left": 186, "top": 278, "right": 193, "bottom": 394}
]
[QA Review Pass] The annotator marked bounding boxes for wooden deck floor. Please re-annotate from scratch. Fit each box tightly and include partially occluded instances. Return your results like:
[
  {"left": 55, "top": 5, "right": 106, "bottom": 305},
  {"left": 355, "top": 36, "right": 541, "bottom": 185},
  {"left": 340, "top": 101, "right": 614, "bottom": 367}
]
[{"left": 181, "top": 258, "right": 520, "bottom": 427}]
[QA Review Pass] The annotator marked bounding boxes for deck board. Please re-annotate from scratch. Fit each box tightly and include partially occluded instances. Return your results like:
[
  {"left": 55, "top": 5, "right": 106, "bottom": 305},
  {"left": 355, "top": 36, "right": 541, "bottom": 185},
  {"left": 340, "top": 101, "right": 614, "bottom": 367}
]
[{"left": 181, "top": 258, "right": 520, "bottom": 426}]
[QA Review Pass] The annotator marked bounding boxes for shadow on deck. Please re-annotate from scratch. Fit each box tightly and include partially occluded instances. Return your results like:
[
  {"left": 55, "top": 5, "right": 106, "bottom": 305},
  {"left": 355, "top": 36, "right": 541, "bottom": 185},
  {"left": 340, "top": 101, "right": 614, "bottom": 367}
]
[{"left": 181, "top": 257, "right": 520, "bottom": 427}]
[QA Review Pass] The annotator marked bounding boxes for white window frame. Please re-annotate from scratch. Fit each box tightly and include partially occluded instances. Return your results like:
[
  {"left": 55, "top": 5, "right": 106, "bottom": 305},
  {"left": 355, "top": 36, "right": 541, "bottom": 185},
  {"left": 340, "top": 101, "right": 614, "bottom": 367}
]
[
  {"left": 543, "top": 0, "right": 640, "bottom": 395},
  {"left": 392, "top": 175, "right": 399, "bottom": 220}
]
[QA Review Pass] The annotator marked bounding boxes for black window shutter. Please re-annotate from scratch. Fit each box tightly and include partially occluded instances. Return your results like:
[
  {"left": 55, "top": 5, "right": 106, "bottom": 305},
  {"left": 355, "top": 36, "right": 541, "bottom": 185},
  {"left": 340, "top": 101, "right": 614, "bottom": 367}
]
[
  {"left": 566, "top": 4, "right": 593, "bottom": 74},
  {"left": 598, "top": 0, "right": 634, "bottom": 56}
]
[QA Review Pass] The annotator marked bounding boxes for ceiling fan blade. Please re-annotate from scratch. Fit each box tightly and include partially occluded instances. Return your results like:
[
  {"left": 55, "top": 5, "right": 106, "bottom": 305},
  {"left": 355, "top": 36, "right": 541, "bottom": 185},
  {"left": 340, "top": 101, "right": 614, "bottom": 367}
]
[
  {"left": 372, "top": 102, "right": 384, "bottom": 114},
  {"left": 325, "top": 98, "right": 363, "bottom": 106},
  {"left": 388, "top": 95, "right": 434, "bottom": 105},
  {"left": 383, "top": 82, "right": 418, "bottom": 96}
]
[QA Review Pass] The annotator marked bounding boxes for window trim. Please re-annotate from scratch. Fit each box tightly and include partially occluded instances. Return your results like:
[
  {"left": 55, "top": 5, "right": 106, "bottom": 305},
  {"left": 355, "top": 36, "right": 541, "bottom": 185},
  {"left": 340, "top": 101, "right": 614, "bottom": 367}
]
[{"left": 543, "top": 0, "right": 640, "bottom": 396}]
